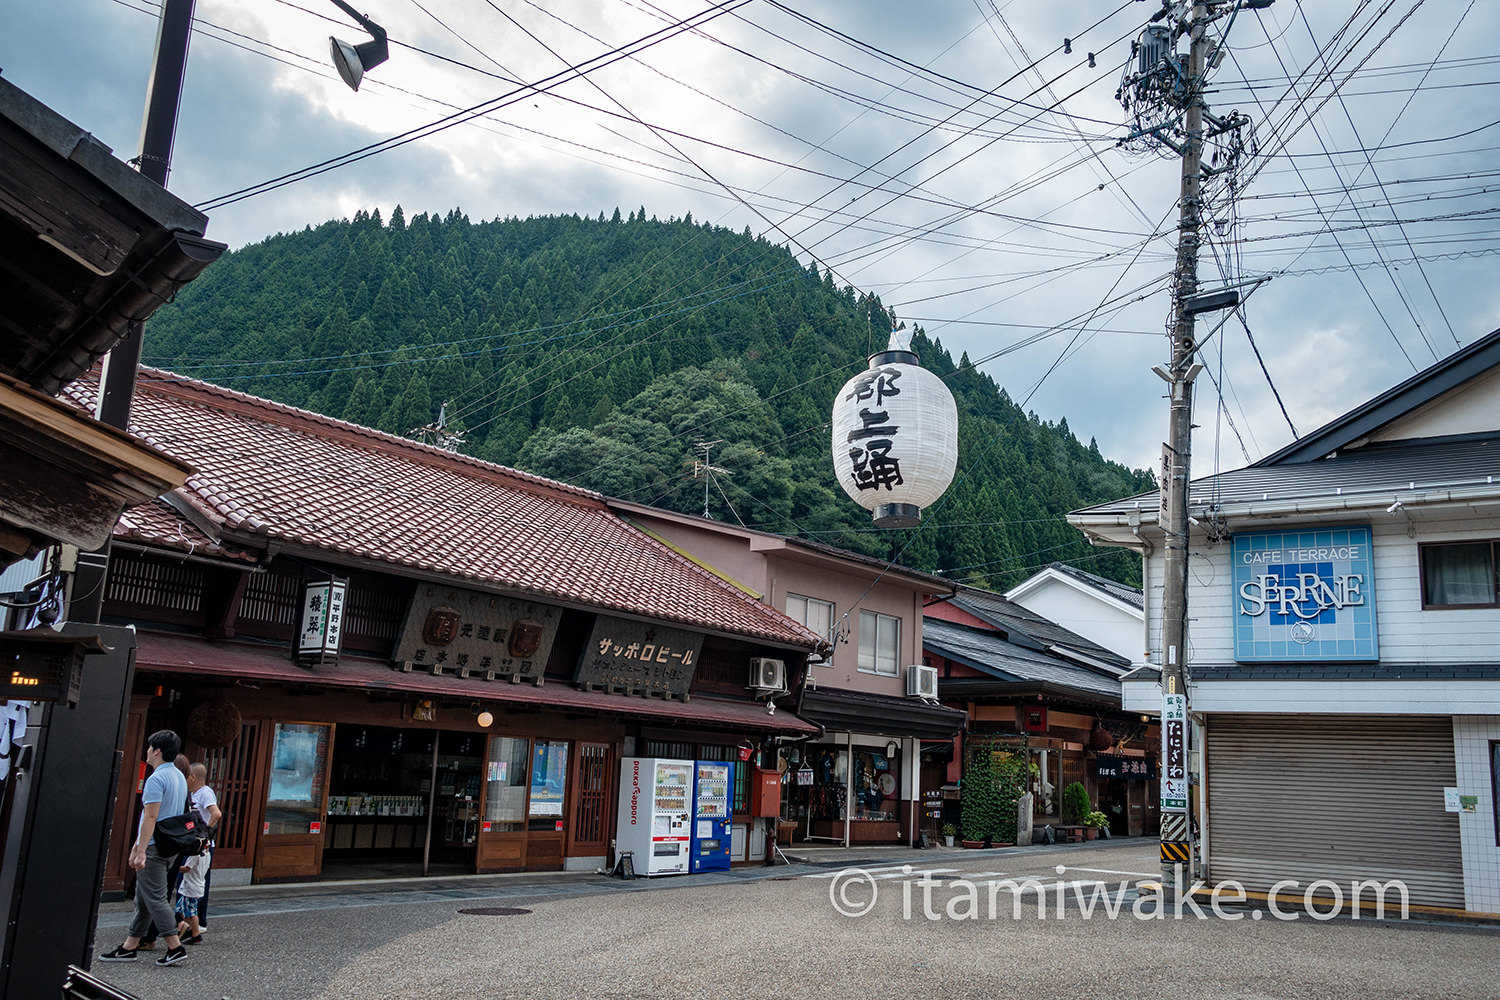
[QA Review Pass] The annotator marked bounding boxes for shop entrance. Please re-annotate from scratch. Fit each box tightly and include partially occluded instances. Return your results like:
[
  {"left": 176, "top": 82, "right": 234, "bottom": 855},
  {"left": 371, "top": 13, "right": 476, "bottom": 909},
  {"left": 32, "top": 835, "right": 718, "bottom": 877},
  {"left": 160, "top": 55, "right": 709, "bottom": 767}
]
[{"left": 323, "top": 725, "right": 484, "bottom": 877}]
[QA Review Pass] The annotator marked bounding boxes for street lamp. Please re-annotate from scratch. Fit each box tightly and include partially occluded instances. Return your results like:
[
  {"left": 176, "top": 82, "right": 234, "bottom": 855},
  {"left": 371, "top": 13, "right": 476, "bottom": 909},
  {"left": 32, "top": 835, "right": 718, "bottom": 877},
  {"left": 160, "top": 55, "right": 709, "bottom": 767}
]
[{"left": 329, "top": 0, "right": 390, "bottom": 92}]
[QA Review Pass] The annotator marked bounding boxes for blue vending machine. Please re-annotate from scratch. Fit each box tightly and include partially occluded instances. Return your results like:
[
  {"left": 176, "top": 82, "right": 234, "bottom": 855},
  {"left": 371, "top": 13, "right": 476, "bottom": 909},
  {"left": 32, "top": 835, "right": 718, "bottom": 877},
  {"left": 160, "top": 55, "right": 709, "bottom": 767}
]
[{"left": 690, "top": 760, "right": 733, "bottom": 872}]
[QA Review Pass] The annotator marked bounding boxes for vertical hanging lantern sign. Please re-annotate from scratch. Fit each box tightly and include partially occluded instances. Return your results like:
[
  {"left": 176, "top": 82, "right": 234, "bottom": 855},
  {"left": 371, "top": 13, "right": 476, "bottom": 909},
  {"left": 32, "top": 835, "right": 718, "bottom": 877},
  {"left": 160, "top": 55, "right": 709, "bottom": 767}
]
[
  {"left": 297, "top": 577, "right": 347, "bottom": 667},
  {"left": 831, "top": 323, "right": 958, "bottom": 527}
]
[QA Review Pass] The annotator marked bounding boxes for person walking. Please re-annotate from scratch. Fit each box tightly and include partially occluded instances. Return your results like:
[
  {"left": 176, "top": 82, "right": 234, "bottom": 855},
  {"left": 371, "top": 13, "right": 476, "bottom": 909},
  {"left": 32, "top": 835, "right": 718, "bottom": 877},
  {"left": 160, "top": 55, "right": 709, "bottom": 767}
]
[
  {"left": 99, "top": 730, "right": 190, "bottom": 967},
  {"left": 174, "top": 850, "right": 210, "bottom": 944},
  {"left": 136, "top": 753, "right": 193, "bottom": 950},
  {"left": 186, "top": 760, "right": 223, "bottom": 930}
]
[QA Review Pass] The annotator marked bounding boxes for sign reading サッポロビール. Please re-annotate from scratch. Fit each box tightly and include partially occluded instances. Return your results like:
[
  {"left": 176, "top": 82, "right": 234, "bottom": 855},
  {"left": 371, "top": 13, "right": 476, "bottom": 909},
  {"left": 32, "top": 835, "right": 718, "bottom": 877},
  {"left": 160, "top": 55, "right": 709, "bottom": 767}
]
[{"left": 1231, "top": 525, "right": 1378, "bottom": 662}]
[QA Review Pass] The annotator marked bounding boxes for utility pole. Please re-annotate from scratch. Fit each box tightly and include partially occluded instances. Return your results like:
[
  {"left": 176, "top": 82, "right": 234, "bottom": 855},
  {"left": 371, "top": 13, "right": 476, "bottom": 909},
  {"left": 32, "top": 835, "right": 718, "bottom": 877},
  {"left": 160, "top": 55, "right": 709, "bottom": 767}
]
[
  {"left": 411, "top": 401, "right": 466, "bottom": 451},
  {"left": 1118, "top": 0, "right": 1270, "bottom": 889},
  {"left": 74, "top": 0, "right": 197, "bottom": 625},
  {"left": 1157, "top": 1, "right": 1208, "bottom": 881}
]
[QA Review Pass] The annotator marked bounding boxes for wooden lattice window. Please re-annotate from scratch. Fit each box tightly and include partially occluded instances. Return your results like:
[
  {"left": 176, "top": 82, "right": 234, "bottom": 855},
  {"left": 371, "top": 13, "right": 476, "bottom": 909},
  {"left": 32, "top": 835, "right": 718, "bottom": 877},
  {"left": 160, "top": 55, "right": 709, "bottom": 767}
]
[
  {"left": 104, "top": 554, "right": 203, "bottom": 626},
  {"left": 341, "top": 573, "right": 410, "bottom": 653},
  {"left": 235, "top": 565, "right": 301, "bottom": 639},
  {"left": 643, "top": 739, "right": 694, "bottom": 759}
]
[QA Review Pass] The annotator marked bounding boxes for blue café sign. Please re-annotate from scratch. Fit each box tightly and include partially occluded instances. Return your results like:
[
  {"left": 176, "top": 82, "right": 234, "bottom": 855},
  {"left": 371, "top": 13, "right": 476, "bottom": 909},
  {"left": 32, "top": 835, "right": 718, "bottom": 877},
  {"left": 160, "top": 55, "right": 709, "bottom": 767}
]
[{"left": 1231, "top": 525, "right": 1378, "bottom": 662}]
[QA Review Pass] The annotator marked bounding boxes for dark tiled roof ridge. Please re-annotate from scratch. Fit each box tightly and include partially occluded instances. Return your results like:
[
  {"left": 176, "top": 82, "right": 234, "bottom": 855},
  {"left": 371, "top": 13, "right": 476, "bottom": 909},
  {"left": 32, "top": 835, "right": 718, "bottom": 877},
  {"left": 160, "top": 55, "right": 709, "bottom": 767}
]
[
  {"left": 1048, "top": 560, "right": 1134, "bottom": 592},
  {"left": 133, "top": 367, "right": 604, "bottom": 506},
  {"left": 922, "top": 617, "right": 1122, "bottom": 697},
  {"left": 946, "top": 586, "right": 1130, "bottom": 668},
  {"left": 1043, "top": 562, "right": 1144, "bottom": 608}
]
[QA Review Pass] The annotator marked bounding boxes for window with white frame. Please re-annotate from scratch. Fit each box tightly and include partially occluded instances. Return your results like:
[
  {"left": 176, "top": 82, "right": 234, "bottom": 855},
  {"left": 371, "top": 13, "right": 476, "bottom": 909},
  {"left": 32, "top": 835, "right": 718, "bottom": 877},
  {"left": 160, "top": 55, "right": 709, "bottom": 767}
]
[
  {"left": 1420, "top": 541, "right": 1499, "bottom": 608},
  {"left": 858, "top": 610, "right": 900, "bottom": 675},
  {"left": 785, "top": 593, "right": 834, "bottom": 648}
]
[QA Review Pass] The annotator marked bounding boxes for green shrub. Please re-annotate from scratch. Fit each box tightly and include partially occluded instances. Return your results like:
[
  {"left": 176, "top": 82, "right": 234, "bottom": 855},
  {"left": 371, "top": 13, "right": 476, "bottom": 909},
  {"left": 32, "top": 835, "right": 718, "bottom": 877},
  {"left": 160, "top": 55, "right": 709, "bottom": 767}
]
[
  {"left": 961, "top": 743, "right": 1028, "bottom": 844},
  {"left": 1061, "top": 781, "right": 1092, "bottom": 825}
]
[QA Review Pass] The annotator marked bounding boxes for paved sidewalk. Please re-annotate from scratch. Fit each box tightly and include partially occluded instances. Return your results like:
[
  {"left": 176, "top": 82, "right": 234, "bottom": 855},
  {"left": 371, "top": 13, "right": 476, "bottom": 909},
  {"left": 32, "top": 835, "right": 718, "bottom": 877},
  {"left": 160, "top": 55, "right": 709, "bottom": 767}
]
[
  {"left": 83, "top": 837, "right": 1500, "bottom": 1000},
  {"left": 94, "top": 838, "right": 1101, "bottom": 932}
]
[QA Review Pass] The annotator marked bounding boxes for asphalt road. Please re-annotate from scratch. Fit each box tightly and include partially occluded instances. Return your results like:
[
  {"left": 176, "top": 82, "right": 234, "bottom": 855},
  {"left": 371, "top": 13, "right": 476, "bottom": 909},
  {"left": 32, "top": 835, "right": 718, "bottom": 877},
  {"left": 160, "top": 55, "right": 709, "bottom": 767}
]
[{"left": 86, "top": 840, "right": 1500, "bottom": 1000}]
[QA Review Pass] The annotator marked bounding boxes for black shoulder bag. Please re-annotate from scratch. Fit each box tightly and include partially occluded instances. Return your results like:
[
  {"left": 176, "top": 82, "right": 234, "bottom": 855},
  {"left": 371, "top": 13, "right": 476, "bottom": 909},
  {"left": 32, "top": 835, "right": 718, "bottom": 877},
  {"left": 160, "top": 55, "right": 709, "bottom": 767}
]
[{"left": 154, "top": 795, "right": 209, "bottom": 857}]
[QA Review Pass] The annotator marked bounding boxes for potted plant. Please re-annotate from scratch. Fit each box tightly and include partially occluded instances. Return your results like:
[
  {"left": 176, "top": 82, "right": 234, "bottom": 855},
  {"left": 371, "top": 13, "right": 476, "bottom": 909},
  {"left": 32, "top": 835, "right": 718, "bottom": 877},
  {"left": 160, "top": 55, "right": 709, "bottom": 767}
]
[
  {"left": 941, "top": 822, "right": 957, "bottom": 847},
  {"left": 1084, "top": 810, "right": 1109, "bottom": 840}
]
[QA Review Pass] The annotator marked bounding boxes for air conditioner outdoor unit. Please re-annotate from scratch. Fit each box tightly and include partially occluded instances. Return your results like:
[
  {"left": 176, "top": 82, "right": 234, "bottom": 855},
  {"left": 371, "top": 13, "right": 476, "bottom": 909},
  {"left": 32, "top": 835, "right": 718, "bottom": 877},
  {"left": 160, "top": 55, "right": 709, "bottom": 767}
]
[
  {"left": 749, "top": 657, "right": 785, "bottom": 692},
  {"left": 906, "top": 664, "right": 939, "bottom": 700}
]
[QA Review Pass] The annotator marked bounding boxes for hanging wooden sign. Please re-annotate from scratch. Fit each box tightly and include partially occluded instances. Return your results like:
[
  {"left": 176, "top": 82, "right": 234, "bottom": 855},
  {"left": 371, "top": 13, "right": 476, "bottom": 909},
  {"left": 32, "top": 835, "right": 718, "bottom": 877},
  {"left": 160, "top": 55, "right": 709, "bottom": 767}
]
[
  {"left": 574, "top": 616, "right": 702, "bottom": 699},
  {"left": 393, "top": 585, "right": 560, "bottom": 683}
]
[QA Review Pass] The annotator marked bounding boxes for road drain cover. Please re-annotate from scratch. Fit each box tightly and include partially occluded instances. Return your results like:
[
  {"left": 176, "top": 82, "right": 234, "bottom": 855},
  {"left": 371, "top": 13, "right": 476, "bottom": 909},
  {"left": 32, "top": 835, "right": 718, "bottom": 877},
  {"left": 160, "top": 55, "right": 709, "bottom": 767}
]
[{"left": 458, "top": 906, "right": 533, "bottom": 916}]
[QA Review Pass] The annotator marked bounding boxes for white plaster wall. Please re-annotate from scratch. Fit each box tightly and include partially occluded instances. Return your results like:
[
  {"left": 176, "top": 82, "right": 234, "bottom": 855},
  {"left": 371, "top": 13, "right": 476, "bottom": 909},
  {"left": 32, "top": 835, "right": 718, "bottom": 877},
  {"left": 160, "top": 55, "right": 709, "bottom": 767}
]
[
  {"left": 1453, "top": 717, "right": 1500, "bottom": 914},
  {"left": 1143, "top": 516, "right": 1500, "bottom": 668},
  {"left": 1372, "top": 366, "right": 1500, "bottom": 443},
  {"left": 1006, "top": 578, "right": 1145, "bottom": 663}
]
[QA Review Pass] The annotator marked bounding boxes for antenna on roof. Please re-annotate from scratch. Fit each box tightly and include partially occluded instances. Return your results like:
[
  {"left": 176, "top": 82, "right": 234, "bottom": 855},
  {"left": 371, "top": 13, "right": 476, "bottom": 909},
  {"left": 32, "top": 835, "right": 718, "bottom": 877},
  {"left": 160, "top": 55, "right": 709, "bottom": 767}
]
[
  {"left": 410, "top": 401, "right": 465, "bottom": 452},
  {"left": 693, "top": 440, "right": 733, "bottom": 519}
]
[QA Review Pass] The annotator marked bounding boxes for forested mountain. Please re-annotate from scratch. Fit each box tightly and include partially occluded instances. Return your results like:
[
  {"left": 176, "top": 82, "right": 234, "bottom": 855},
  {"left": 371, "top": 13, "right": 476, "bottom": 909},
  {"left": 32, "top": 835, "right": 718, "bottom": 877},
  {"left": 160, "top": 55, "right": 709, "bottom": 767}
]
[{"left": 144, "top": 207, "right": 1153, "bottom": 590}]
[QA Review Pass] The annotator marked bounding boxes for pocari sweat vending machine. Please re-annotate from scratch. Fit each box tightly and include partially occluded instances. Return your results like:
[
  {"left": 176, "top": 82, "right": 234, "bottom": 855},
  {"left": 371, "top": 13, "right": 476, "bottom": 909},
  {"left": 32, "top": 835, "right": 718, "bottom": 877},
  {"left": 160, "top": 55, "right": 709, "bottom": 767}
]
[
  {"left": 616, "top": 757, "right": 693, "bottom": 876},
  {"left": 690, "top": 761, "right": 733, "bottom": 873}
]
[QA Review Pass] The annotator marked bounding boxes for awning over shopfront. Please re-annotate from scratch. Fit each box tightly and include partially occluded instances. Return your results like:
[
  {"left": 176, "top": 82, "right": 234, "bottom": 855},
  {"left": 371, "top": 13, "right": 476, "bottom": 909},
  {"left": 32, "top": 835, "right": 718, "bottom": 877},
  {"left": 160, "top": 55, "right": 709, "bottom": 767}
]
[
  {"left": 797, "top": 687, "right": 965, "bottom": 740},
  {"left": 134, "top": 631, "right": 819, "bottom": 735}
]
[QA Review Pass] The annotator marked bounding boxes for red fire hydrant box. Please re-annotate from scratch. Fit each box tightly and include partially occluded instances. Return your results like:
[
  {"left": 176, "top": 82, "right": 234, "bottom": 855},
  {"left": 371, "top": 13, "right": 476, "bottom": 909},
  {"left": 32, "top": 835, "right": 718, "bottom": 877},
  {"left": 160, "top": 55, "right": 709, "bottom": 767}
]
[{"left": 750, "top": 768, "right": 781, "bottom": 817}]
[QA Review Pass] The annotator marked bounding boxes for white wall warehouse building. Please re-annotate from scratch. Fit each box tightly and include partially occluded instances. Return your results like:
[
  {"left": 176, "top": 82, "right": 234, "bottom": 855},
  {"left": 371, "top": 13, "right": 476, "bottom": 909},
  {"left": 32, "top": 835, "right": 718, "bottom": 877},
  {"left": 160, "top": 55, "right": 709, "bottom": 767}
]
[{"left": 1071, "top": 327, "right": 1500, "bottom": 914}]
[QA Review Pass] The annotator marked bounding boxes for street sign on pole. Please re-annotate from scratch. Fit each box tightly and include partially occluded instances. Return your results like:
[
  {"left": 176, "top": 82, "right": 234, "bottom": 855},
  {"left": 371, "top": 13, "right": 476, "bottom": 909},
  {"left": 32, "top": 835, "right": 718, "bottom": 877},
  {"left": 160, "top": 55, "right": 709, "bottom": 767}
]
[{"left": 1162, "top": 692, "right": 1187, "bottom": 811}]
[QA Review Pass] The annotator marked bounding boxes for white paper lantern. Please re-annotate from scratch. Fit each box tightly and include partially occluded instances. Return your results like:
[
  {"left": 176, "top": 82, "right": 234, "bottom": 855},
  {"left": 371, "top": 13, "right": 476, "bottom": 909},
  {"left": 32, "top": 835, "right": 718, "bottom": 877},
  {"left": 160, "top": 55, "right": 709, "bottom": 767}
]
[{"left": 831, "top": 329, "right": 958, "bottom": 527}]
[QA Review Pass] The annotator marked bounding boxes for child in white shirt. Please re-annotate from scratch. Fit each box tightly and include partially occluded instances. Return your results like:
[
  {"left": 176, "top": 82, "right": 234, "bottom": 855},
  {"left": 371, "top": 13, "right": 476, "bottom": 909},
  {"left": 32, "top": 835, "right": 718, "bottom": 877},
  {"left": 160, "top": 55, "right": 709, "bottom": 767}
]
[{"left": 174, "top": 852, "right": 210, "bottom": 944}]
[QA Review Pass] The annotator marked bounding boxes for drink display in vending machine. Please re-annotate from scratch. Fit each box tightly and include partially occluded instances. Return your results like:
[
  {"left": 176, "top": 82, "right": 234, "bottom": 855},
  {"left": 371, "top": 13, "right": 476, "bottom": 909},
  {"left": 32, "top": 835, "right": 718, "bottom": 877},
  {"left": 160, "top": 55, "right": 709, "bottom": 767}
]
[
  {"left": 615, "top": 757, "right": 693, "bottom": 876},
  {"left": 690, "top": 761, "right": 733, "bottom": 873}
]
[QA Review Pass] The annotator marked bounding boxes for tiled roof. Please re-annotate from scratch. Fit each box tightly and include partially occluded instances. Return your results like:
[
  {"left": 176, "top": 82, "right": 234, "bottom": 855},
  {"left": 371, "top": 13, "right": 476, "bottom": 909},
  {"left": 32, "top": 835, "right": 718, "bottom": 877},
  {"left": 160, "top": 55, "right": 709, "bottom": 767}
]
[
  {"left": 68, "top": 370, "right": 820, "bottom": 650},
  {"left": 114, "top": 498, "right": 258, "bottom": 563},
  {"left": 947, "top": 587, "right": 1130, "bottom": 671},
  {"left": 923, "top": 617, "right": 1122, "bottom": 700}
]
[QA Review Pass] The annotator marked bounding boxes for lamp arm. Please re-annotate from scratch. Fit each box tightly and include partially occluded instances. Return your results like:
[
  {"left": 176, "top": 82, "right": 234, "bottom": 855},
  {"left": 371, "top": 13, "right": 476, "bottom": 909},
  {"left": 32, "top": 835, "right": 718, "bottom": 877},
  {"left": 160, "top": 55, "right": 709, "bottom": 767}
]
[{"left": 330, "top": 0, "right": 387, "bottom": 42}]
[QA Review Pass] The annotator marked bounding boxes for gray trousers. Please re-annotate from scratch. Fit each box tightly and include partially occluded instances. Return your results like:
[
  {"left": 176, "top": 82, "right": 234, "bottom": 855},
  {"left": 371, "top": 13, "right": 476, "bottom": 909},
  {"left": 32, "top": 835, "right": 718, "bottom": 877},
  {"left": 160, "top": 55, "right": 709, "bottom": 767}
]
[{"left": 126, "top": 845, "right": 177, "bottom": 942}]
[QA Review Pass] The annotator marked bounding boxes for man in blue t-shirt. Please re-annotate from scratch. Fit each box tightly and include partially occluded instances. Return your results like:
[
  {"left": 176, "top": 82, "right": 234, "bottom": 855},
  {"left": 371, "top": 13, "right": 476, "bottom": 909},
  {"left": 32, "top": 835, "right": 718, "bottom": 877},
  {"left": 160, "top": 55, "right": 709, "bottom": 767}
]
[{"left": 100, "top": 730, "right": 190, "bottom": 966}]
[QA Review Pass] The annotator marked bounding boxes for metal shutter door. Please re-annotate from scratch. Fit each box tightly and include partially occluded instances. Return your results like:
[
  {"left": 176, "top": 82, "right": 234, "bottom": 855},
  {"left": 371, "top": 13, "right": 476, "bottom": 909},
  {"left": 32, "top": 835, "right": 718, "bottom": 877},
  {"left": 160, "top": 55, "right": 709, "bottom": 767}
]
[{"left": 1206, "top": 714, "right": 1463, "bottom": 908}]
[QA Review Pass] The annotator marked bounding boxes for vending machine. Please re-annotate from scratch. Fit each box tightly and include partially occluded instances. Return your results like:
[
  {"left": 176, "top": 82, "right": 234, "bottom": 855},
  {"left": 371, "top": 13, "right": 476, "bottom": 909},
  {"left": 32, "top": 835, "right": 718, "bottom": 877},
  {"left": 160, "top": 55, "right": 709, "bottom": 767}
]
[
  {"left": 690, "top": 761, "right": 733, "bottom": 873},
  {"left": 615, "top": 757, "right": 693, "bottom": 876}
]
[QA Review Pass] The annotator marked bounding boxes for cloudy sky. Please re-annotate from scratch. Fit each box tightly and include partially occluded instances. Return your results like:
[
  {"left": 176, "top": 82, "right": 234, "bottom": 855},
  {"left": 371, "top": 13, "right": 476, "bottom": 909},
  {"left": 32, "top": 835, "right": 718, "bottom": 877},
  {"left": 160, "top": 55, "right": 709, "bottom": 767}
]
[{"left": 6, "top": 0, "right": 1498, "bottom": 476}]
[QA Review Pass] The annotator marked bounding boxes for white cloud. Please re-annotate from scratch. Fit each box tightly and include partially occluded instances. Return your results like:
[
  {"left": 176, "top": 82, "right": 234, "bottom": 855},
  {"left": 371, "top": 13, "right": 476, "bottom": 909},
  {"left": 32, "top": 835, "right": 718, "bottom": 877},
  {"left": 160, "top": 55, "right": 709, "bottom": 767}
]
[{"left": 6, "top": 0, "right": 1498, "bottom": 479}]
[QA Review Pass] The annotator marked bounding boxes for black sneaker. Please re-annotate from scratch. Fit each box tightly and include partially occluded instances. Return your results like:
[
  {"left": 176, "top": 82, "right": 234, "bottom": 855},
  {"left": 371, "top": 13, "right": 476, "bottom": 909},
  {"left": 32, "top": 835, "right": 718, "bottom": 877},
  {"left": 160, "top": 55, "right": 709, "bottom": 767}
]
[
  {"left": 99, "top": 946, "right": 138, "bottom": 962},
  {"left": 156, "top": 945, "right": 188, "bottom": 966}
]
